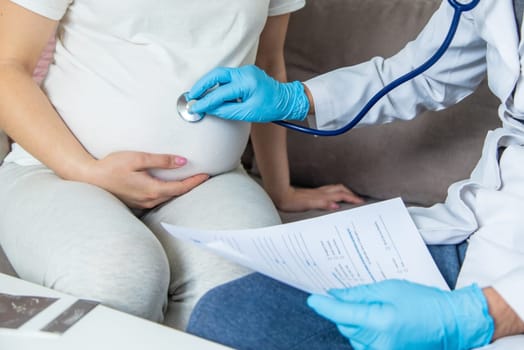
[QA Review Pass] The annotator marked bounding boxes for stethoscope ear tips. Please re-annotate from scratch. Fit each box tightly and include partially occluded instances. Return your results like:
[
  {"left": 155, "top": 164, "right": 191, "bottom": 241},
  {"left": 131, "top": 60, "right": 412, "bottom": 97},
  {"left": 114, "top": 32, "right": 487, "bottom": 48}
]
[{"left": 177, "top": 92, "right": 205, "bottom": 123}]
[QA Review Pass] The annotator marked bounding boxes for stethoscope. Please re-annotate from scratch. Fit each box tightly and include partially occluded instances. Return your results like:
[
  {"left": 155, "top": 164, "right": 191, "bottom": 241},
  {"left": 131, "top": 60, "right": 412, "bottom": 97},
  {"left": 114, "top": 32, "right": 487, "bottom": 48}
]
[{"left": 177, "top": 0, "right": 481, "bottom": 137}]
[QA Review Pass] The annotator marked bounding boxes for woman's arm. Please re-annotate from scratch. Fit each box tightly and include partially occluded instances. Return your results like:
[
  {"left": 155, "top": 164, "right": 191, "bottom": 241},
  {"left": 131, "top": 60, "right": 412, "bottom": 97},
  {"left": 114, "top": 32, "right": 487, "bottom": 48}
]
[
  {"left": 252, "top": 14, "right": 363, "bottom": 212},
  {"left": 0, "top": 0, "right": 207, "bottom": 208}
]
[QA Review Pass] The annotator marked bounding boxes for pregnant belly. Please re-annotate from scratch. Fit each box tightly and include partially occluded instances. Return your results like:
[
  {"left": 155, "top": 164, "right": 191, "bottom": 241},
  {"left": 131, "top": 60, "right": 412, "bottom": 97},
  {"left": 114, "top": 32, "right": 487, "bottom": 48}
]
[
  {"left": 146, "top": 116, "right": 251, "bottom": 181},
  {"left": 58, "top": 96, "right": 251, "bottom": 181},
  {"left": 45, "top": 64, "right": 251, "bottom": 181}
]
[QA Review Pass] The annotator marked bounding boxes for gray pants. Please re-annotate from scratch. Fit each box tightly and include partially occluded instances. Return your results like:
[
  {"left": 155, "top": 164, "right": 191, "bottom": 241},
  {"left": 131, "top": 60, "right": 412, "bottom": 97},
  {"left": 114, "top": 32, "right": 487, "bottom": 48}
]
[{"left": 0, "top": 163, "right": 280, "bottom": 330}]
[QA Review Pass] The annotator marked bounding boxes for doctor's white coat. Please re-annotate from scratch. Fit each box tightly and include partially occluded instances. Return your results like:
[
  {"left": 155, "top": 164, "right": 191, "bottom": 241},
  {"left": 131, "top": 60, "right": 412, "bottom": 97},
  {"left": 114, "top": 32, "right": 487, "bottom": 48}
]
[{"left": 305, "top": 0, "right": 524, "bottom": 346}]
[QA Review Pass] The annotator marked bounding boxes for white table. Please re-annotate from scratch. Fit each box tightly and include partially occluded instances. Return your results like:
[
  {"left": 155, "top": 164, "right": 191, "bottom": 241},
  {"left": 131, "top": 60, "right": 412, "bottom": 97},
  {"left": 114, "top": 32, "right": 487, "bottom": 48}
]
[
  {"left": 4, "top": 273, "right": 522, "bottom": 350},
  {"left": 0, "top": 273, "right": 231, "bottom": 350}
]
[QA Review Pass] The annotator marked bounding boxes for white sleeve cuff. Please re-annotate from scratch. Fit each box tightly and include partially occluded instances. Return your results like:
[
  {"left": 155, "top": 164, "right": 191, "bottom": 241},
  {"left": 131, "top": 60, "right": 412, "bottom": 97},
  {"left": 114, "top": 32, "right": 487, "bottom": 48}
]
[
  {"left": 268, "top": 0, "right": 305, "bottom": 16},
  {"left": 303, "top": 78, "right": 337, "bottom": 130}
]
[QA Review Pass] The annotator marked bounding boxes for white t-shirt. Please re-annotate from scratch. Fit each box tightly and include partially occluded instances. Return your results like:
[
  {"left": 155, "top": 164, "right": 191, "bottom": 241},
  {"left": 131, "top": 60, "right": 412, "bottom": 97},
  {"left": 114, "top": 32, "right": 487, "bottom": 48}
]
[{"left": 6, "top": 0, "right": 305, "bottom": 180}]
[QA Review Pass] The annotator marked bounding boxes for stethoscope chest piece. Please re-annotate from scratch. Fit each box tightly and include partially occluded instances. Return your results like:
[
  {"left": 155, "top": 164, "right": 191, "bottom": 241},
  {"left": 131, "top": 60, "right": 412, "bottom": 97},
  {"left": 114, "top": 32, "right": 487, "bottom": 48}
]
[{"left": 177, "top": 93, "right": 205, "bottom": 123}]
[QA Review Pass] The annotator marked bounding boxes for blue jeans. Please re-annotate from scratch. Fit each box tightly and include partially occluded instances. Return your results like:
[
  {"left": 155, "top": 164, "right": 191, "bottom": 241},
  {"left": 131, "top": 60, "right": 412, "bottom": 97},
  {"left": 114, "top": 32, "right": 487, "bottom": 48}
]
[{"left": 186, "top": 243, "right": 468, "bottom": 350}]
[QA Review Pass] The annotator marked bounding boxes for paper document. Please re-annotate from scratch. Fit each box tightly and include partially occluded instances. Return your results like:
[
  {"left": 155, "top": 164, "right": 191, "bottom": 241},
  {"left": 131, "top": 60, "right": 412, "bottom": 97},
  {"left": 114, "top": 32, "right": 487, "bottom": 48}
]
[{"left": 162, "top": 198, "right": 449, "bottom": 294}]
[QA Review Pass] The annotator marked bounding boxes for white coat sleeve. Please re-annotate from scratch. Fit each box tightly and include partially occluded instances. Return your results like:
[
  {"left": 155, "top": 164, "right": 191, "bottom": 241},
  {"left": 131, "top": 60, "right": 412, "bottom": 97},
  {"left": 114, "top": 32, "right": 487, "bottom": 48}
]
[{"left": 304, "top": 1, "right": 487, "bottom": 130}]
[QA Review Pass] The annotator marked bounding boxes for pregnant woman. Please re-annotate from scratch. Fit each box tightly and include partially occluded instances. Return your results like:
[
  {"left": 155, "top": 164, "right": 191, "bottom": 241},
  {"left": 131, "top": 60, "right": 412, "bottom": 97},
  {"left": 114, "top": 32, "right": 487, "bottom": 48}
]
[{"left": 0, "top": 0, "right": 361, "bottom": 329}]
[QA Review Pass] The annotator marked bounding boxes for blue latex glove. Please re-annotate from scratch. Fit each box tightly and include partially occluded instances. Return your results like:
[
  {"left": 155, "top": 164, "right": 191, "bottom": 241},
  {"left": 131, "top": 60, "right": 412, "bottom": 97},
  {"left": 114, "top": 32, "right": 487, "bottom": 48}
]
[
  {"left": 307, "top": 279, "right": 494, "bottom": 350},
  {"left": 186, "top": 65, "right": 310, "bottom": 122}
]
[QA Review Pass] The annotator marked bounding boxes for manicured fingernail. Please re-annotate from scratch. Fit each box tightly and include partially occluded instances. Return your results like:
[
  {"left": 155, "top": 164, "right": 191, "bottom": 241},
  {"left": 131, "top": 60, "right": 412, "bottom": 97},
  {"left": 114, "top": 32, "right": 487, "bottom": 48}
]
[
  {"left": 330, "top": 203, "right": 340, "bottom": 210},
  {"left": 174, "top": 157, "right": 187, "bottom": 165}
]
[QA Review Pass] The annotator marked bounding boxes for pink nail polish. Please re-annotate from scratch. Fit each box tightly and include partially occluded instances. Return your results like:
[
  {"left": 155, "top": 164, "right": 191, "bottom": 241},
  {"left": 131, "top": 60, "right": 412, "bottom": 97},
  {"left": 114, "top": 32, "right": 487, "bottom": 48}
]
[
  {"left": 330, "top": 203, "right": 340, "bottom": 210},
  {"left": 174, "top": 157, "right": 187, "bottom": 165}
]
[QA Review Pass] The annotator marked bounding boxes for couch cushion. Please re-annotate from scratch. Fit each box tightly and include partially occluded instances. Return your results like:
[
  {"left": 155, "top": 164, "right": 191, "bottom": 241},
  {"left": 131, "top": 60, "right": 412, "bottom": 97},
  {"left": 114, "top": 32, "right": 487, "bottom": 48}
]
[
  {"left": 0, "top": 131, "right": 8, "bottom": 163},
  {"left": 0, "top": 246, "right": 17, "bottom": 276},
  {"left": 279, "top": 0, "right": 501, "bottom": 207}
]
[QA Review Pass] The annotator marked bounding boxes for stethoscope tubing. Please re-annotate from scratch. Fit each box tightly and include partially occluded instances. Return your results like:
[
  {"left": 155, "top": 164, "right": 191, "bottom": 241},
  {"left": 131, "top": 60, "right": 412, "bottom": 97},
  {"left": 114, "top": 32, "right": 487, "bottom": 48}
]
[{"left": 274, "top": 0, "right": 481, "bottom": 136}]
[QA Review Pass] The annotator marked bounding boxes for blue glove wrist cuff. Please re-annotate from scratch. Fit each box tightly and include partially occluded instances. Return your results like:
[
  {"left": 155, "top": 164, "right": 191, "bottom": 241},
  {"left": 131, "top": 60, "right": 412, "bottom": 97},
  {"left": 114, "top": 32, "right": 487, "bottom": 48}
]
[
  {"left": 451, "top": 284, "right": 494, "bottom": 350},
  {"left": 284, "top": 81, "right": 310, "bottom": 121}
]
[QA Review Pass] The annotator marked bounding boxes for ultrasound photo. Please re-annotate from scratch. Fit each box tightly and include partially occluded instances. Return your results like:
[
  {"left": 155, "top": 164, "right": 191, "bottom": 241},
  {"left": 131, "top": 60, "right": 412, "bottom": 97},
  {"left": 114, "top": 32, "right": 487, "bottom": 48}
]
[
  {"left": 1, "top": 293, "right": 98, "bottom": 334},
  {"left": 0, "top": 293, "right": 57, "bottom": 329}
]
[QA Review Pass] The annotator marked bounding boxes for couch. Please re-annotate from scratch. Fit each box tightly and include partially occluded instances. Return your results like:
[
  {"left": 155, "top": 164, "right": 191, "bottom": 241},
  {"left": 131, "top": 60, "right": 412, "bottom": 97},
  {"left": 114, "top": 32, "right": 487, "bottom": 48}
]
[{"left": 0, "top": 0, "right": 500, "bottom": 322}]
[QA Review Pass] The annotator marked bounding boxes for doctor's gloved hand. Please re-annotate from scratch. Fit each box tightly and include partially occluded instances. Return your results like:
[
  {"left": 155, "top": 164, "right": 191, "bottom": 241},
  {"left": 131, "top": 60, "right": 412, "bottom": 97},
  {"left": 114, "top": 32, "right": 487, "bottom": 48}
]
[
  {"left": 186, "top": 65, "right": 310, "bottom": 123},
  {"left": 307, "top": 279, "right": 494, "bottom": 350}
]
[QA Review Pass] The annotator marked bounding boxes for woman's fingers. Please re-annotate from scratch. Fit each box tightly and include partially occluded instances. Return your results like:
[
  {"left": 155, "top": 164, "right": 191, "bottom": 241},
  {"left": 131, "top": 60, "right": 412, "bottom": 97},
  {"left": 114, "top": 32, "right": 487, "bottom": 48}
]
[
  {"left": 125, "top": 152, "right": 188, "bottom": 171},
  {"left": 274, "top": 185, "right": 365, "bottom": 212},
  {"left": 89, "top": 151, "right": 209, "bottom": 208},
  {"left": 318, "top": 184, "right": 364, "bottom": 200},
  {"left": 137, "top": 174, "right": 210, "bottom": 209}
]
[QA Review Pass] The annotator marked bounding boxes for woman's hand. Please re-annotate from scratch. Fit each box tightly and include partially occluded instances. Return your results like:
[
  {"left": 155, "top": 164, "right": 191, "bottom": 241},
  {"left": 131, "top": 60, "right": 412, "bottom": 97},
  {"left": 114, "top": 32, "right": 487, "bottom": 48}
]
[
  {"left": 271, "top": 184, "right": 364, "bottom": 212},
  {"left": 82, "top": 151, "right": 209, "bottom": 209}
]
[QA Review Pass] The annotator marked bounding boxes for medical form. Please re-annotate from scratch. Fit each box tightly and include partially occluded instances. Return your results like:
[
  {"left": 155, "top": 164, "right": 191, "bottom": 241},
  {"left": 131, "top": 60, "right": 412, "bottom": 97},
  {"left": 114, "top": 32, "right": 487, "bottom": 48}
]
[{"left": 162, "top": 198, "right": 449, "bottom": 294}]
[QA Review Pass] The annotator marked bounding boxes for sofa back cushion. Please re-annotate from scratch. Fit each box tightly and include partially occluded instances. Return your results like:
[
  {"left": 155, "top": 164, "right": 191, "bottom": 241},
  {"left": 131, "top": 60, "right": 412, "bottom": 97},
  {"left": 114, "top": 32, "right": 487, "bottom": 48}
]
[
  {"left": 281, "top": 0, "right": 500, "bottom": 206},
  {"left": 0, "top": 131, "right": 8, "bottom": 163}
]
